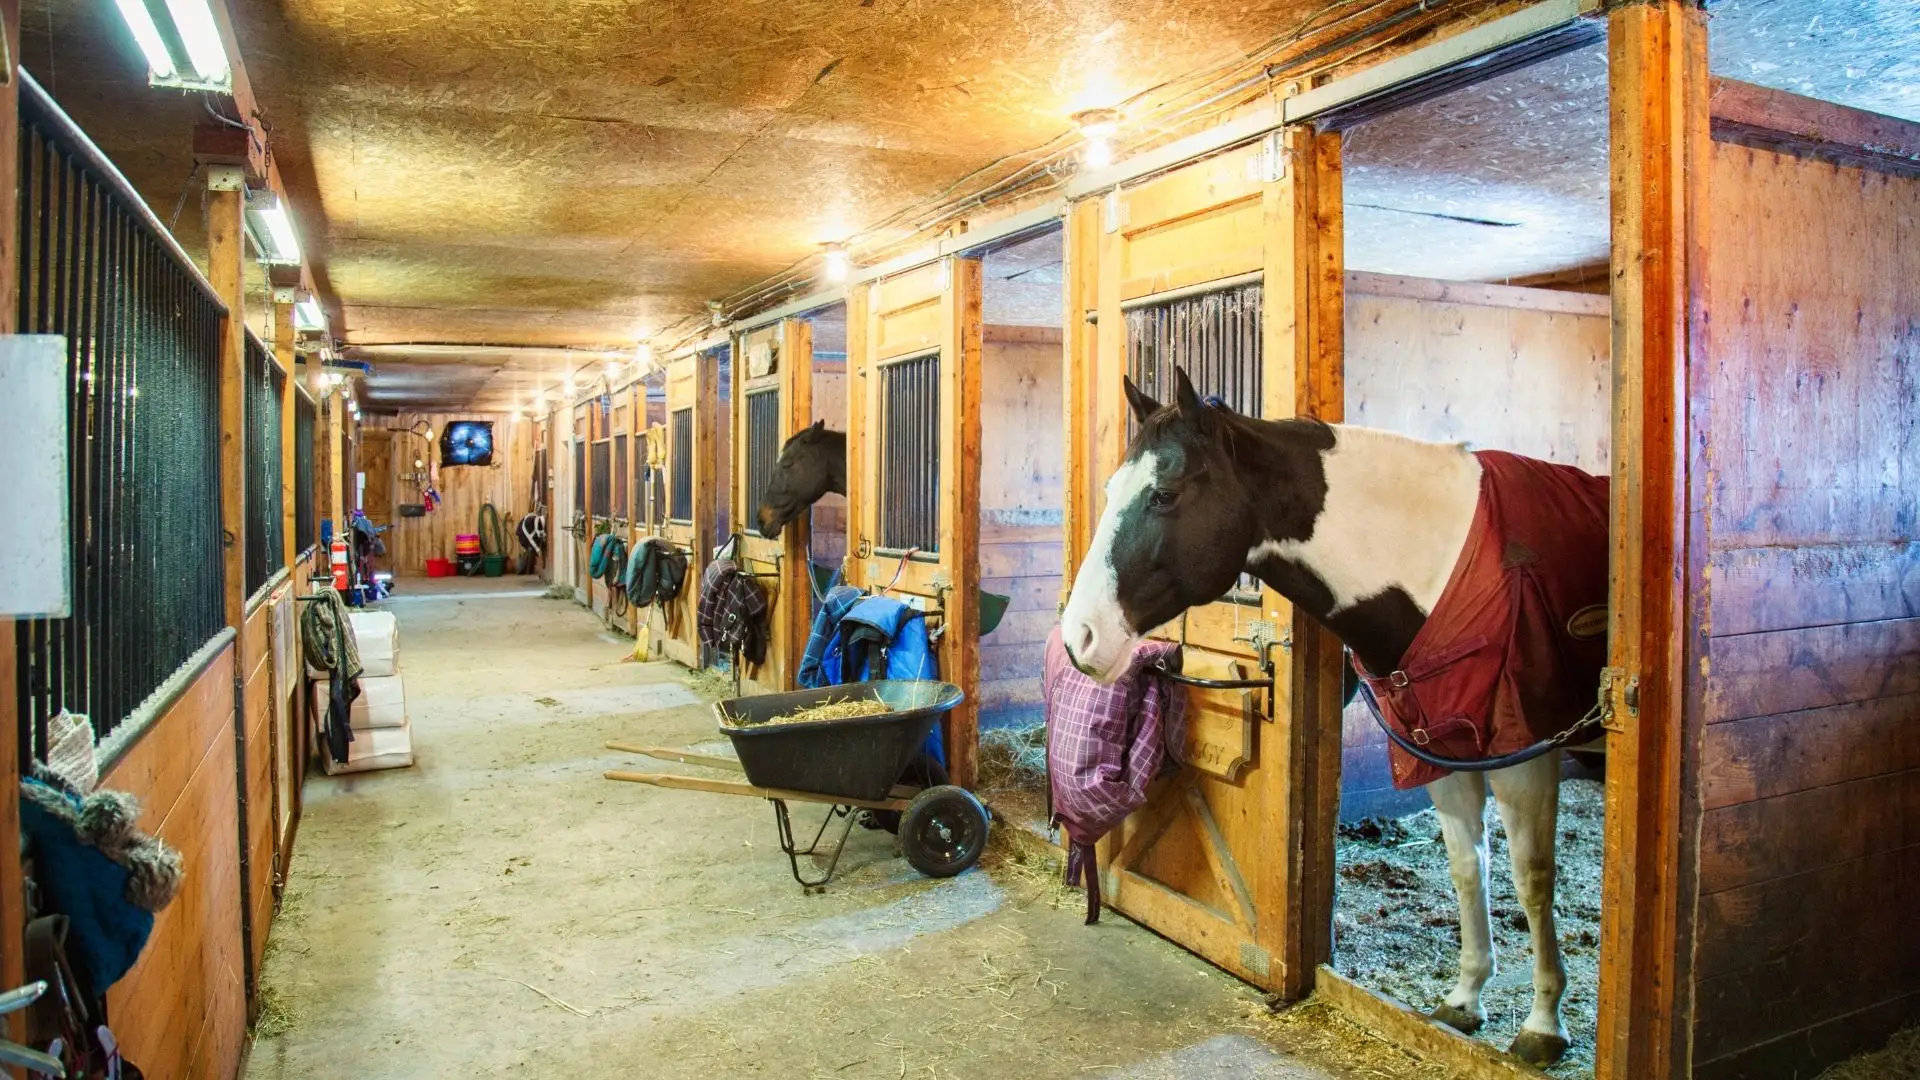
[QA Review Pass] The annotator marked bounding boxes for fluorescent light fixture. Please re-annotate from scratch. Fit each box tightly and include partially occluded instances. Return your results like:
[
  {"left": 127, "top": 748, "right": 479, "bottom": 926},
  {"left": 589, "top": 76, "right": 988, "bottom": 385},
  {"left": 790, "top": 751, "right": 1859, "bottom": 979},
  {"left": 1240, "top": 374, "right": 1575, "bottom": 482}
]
[
  {"left": 822, "top": 242, "right": 849, "bottom": 283},
  {"left": 294, "top": 296, "right": 326, "bottom": 332},
  {"left": 1074, "top": 108, "right": 1120, "bottom": 170},
  {"left": 113, "top": 0, "right": 176, "bottom": 80},
  {"left": 163, "top": 0, "right": 230, "bottom": 85},
  {"left": 247, "top": 195, "right": 301, "bottom": 265}
]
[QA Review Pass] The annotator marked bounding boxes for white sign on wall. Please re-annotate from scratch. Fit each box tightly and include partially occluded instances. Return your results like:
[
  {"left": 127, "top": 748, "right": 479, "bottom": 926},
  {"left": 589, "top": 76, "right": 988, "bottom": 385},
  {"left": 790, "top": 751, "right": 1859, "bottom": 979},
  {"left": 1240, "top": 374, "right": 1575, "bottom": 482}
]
[{"left": 0, "top": 335, "right": 71, "bottom": 617}]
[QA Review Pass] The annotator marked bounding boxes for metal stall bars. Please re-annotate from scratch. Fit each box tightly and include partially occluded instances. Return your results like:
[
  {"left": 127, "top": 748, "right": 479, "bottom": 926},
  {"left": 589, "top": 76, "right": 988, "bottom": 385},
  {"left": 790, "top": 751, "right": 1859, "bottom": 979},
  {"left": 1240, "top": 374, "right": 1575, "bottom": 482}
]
[
  {"left": 294, "top": 383, "right": 317, "bottom": 556},
  {"left": 14, "top": 73, "right": 229, "bottom": 760},
  {"left": 877, "top": 352, "right": 941, "bottom": 554},
  {"left": 244, "top": 329, "right": 286, "bottom": 602}
]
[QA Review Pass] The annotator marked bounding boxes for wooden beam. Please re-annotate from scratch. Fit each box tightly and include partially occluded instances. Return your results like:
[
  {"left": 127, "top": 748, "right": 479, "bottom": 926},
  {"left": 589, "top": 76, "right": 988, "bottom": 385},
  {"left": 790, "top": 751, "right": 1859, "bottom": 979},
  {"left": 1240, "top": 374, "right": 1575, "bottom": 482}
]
[
  {"left": 1709, "top": 77, "right": 1920, "bottom": 179},
  {"left": 944, "top": 256, "right": 983, "bottom": 791},
  {"left": 1595, "top": 5, "right": 1708, "bottom": 1079},
  {"left": 209, "top": 170, "right": 249, "bottom": 630},
  {"left": 1316, "top": 968, "right": 1555, "bottom": 1080},
  {"left": 1344, "top": 270, "right": 1610, "bottom": 316},
  {"left": 276, "top": 301, "right": 297, "bottom": 574},
  {"left": 0, "top": 1, "right": 30, "bottom": 1069}
]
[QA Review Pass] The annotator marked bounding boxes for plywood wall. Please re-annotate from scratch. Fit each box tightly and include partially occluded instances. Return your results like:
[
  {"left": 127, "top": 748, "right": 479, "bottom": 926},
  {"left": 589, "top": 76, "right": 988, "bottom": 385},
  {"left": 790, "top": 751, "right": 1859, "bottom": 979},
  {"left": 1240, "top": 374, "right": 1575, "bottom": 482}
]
[
  {"left": 361, "top": 412, "right": 536, "bottom": 575},
  {"left": 100, "top": 648, "right": 247, "bottom": 1080},
  {"left": 1690, "top": 142, "right": 1920, "bottom": 1080},
  {"left": 1341, "top": 272, "right": 1611, "bottom": 820},
  {"left": 977, "top": 326, "right": 1066, "bottom": 728}
]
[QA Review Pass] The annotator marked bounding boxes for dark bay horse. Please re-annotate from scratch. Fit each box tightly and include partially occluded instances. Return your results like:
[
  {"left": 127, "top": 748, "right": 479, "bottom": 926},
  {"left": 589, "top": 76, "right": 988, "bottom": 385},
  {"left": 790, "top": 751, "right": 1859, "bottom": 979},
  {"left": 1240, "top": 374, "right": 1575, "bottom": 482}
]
[
  {"left": 754, "top": 419, "right": 845, "bottom": 539},
  {"left": 1061, "top": 366, "right": 1600, "bottom": 1067}
]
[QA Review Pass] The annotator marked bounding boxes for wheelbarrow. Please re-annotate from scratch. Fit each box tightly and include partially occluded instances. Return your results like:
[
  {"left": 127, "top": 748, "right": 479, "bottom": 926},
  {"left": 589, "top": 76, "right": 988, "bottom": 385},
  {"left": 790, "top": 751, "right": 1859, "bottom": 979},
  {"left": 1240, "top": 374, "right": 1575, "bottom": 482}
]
[{"left": 604, "top": 680, "right": 990, "bottom": 891}]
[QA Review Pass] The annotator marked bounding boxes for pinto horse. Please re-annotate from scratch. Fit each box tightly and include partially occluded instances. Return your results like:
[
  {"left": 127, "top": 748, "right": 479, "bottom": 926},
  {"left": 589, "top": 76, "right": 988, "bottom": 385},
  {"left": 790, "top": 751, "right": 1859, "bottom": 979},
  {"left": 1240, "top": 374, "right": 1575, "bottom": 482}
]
[
  {"left": 1061, "top": 366, "right": 1604, "bottom": 1067},
  {"left": 754, "top": 419, "right": 846, "bottom": 539}
]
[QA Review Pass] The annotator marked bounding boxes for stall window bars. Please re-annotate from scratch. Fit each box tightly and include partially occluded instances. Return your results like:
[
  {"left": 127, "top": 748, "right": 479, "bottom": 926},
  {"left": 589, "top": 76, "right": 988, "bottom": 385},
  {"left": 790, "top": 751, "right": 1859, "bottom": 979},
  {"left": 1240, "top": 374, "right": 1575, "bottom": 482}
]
[
  {"left": 744, "top": 388, "right": 780, "bottom": 525},
  {"left": 878, "top": 352, "right": 940, "bottom": 553},
  {"left": 243, "top": 331, "right": 285, "bottom": 599},
  {"left": 572, "top": 440, "right": 585, "bottom": 516},
  {"left": 15, "top": 75, "right": 229, "bottom": 759},
  {"left": 295, "top": 384, "right": 317, "bottom": 554},
  {"left": 669, "top": 408, "right": 693, "bottom": 522},
  {"left": 612, "top": 433, "right": 629, "bottom": 521},
  {"left": 1126, "top": 280, "right": 1265, "bottom": 601},
  {"left": 589, "top": 438, "right": 611, "bottom": 519}
]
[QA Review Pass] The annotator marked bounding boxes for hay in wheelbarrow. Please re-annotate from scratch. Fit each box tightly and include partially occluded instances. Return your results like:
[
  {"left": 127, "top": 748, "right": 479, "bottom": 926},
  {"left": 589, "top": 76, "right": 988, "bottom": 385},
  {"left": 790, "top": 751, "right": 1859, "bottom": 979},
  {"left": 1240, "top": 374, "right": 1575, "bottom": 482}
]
[{"left": 723, "top": 697, "right": 893, "bottom": 727}]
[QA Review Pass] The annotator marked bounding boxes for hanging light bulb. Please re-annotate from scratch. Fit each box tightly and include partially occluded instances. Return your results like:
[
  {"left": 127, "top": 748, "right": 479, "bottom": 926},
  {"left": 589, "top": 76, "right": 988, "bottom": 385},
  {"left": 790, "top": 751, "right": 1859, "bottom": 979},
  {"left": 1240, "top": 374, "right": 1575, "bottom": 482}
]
[
  {"left": 822, "top": 242, "right": 850, "bottom": 284},
  {"left": 634, "top": 342, "right": 653, "bottom": 368},
  {"left": 562, "top": 373, "right": 577, "bottom": 397},
  {"left": 1073, "top": 108, "right": 1120, "bottom": 170},
  {"left": 605, "top": 358, "right": 623, "bottom": 381}
]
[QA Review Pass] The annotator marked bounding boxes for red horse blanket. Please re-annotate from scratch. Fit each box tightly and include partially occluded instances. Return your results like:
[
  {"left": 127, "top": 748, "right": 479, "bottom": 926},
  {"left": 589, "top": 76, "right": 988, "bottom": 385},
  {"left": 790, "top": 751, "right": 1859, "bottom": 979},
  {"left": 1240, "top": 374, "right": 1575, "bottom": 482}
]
[{"left": 1353, "top": 450, "right": 1610, "bottom": 789}]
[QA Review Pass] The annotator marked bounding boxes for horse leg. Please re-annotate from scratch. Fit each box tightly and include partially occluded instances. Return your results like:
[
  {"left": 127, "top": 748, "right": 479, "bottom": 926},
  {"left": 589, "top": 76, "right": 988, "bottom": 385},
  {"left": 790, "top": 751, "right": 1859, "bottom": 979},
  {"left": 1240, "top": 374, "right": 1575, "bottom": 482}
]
[
  {"left": 1426, "top": 769, "right": 1494, "bottom": 1034},
  {"left": 1489, "top": 752, "right": 1571, "bottom": 1066}
]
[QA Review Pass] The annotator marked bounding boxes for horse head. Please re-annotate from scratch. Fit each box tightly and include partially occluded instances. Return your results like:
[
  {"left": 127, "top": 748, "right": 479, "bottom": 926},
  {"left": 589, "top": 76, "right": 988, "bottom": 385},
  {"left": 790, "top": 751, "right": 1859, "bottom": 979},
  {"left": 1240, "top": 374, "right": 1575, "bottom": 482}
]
[
  {"left": 1059, "top": 367, "right": 1273, "bottom": 681},
  {"left": 755, "top": 420, "right": 847, "bottom": 539}
]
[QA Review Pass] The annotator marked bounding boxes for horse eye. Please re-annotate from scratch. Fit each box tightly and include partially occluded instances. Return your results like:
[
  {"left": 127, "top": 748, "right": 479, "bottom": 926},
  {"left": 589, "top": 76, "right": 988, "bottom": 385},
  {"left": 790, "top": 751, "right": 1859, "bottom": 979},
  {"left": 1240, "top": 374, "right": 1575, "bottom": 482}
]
[{"left": 1148, "top": 488, "right": 1179, "bottom": 510}]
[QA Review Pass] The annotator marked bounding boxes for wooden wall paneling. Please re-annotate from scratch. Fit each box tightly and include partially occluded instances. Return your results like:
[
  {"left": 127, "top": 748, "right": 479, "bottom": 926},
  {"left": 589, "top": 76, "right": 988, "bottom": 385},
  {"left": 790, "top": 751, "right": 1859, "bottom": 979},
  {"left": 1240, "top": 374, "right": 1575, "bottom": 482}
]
[
  {"left": 1595, "top": 5, "right": 1709, "bottom": 1079},
  {"left": 1689, "top": 83, "right": 1920, "bottom": 1077},
  {"left": 1061, "top": 198, "right": 1101, "bottom": 590},
  {"left": 241, "top": 603, "right": 276, "bottom": 986},
  {"left": 733, "top": 320, "right": 809, "bottom": 695},
  {"left": 361, "top": 413, "right": 533, "bottom": 575},
  {"left": 655, "top": 355, "right": 712, "bottom": 668},
  {"left": 100, "top": 647, "right": 246, "bottom": 1080},
  {"left": 0, "top": 0, "right": 26, "bottom": 1057}
]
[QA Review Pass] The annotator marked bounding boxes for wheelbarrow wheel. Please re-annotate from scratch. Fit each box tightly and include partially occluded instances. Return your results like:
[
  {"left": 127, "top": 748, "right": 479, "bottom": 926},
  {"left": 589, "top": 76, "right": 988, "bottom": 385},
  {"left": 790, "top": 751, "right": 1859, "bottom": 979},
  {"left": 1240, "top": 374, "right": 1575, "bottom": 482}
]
[
  {"left": 864, "top": 753, "right": 948, "bottom": 834},
  {"left": 899, "top": 785, "right": 989, "bottom": 878}
]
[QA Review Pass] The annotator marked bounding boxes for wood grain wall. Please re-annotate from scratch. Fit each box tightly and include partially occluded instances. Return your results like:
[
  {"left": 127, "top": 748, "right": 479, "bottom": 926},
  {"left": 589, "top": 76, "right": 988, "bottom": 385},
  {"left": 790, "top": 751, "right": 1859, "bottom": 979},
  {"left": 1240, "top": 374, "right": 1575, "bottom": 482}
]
[
  {"left": 361, "top": 412, "right": 536, "bottom": 575},
  {"left": 977, "top": 326, "right": 1065, "bottom": 727},
  {"left": 1690, "top": 140, "right": 1920, "bottom": 1080},
  {"left": 1340, "top": 272, "right": 1611, "bottom": 821},
  {"left": 100, "top": 647, "right": 247, "bottom": 1080},
  {"left": 242, "top": 595, "right": 278, "bottom": 985}
]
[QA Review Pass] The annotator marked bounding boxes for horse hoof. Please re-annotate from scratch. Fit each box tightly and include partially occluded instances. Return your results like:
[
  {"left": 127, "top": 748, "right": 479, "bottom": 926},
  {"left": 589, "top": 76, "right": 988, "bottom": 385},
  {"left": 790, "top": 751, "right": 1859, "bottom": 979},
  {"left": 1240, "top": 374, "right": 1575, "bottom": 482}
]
[
  {"left": 1509, "top": 1031, "right": 1570, "bottom": 1067},
  {"left": 1430, "top": 1004, "right": 1484, "bottom": 1035}
]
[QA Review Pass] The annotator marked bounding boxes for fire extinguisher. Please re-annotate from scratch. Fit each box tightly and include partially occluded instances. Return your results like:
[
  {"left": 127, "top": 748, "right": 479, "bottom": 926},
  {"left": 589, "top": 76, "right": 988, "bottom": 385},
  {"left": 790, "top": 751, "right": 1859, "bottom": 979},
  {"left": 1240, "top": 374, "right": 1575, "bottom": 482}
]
[{"left": 330, "top": 539, "right": 351, "bottom": 591}]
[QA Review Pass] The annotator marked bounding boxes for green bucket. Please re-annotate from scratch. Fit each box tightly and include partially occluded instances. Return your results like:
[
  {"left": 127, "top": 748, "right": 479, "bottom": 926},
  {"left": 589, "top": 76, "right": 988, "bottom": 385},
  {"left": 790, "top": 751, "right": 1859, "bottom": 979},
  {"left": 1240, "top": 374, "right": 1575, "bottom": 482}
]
[{"left": 481, "top": 554, "right": 507, "bottom": 577}]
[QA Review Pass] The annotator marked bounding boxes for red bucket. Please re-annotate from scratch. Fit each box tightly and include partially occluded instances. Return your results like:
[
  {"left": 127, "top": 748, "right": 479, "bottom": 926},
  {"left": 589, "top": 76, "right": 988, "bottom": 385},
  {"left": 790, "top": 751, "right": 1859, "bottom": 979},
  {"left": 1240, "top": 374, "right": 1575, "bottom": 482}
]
[{"left": 425, "top": 557, "right": 455, "bottom": 578}]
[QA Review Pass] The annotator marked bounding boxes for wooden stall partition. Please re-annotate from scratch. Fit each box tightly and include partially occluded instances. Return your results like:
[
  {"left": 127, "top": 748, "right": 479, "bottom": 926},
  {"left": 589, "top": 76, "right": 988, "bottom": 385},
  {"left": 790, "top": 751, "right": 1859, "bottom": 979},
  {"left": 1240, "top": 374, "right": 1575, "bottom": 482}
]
[
  {"left": 1594, "top": 5, "right": 1709, "bottom": 1078},
  {"left": 569, "top": 404, "right": 589, "bottom": 602},
  {"left": 975, "top": 324, "right": 1066, "bottom": 729},
  {"left": 356, "top": 413, "right": 533, "bottom": 576},
  {"left": 1065, "top": 127, "right": 1343, "bottom": 997},
  {"left": 653, "top": 348, "right": 722, "bottom": 668},
  {"left": 1685, "top": 82, "right": 1920, "bottom": 1080},
  {"left": 100, "top": 644, "right": 247, "bottom": 1080},
  {"left": 1339, "top": 272, "right": 1611, "bottom": 820},
  {"left": 845, "top": 257, "right": 984, "bottom": 786},
  {"left": 732, "top": 317, "right": 818, "bottom": 695}
]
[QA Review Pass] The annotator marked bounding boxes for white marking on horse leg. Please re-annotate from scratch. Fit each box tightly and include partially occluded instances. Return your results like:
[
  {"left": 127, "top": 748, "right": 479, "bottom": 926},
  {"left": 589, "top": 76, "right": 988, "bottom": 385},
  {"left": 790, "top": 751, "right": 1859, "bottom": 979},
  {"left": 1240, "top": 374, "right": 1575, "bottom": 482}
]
[
  {"left": 1059, "top": 453, "right": 1161, "bottom": 680},
  {"left": 1489, "top": 752, "right": 1570, "bottom": 1042},
  {"left": 1427, "top": 770, "right": 1494, "bottom": 1023}
]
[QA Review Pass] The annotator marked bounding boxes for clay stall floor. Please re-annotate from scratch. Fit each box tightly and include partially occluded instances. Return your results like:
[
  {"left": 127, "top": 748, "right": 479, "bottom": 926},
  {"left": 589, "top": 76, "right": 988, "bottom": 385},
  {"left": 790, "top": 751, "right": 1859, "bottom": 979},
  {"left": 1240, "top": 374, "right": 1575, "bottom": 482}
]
[
  {"left": 1331, "top": 777, "right": 1607, "bottom": 1077},
  {"left": 246, "top": 582, "right": 1467, "bottom": 1080}
]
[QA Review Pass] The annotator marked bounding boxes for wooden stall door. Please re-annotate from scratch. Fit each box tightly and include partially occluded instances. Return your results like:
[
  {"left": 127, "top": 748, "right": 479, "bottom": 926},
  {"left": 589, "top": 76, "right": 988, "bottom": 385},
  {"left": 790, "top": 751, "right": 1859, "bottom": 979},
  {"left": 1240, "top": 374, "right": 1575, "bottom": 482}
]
[
  {"left": 1067, "top": 129, "right": 1343, "bottom": 997},
  {"left": 655, "top": 352, "right": 718, "bottom": 667},
  {"left": 847, "top": 256, "right": 984, "bottom": 786},
  {"left": 735, "top": 318, "right": 817, "bottom": 694}
]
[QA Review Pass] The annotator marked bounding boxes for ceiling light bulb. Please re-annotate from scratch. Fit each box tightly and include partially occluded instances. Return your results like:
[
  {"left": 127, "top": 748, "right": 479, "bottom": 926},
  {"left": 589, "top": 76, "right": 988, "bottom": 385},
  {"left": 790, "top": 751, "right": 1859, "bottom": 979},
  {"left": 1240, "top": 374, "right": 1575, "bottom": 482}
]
[
  {"left": 112, "top": 0, "right": 177, "bottom": 80},
  {"left": 634, "top": 342, "right": 653, "bottom": 367},
  {"left": 823, "top": 242, "right": 849, "bottom": 283},
  {"left": 562, "top": 376, "right": 577, "bottom": 396},
  {"left": 1073, "top": 109, "right": 1120, "bottom": 171},
  {"left": 605, "top": 360, "right": 622, "bottom": 380},
  {"left": 162, "top": 0, "right": 231, "bottom": 84}
]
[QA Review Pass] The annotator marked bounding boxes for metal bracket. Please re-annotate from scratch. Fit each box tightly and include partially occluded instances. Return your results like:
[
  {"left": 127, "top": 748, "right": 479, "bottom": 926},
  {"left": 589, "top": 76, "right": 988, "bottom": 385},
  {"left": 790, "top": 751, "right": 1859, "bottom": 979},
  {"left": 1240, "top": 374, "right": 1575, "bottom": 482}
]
[
  {"left": 1260, "top": 130, "right": 1287, "bottom": 183},
  {"left": 1102, "top": 190, "right": 1122, "bottom": 234},
  {"left": 206, "top": 165, "right": 246, "bottom": 192},
  {"left": 1599, "top": 666, "right": 1636, "bottom": 734}
]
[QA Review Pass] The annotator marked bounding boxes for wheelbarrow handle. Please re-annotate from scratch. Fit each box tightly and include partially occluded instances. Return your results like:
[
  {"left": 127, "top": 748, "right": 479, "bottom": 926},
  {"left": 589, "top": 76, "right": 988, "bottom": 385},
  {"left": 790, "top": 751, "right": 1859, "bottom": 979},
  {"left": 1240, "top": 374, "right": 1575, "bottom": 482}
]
[{"left": 603, "top": 770, "right": 910, "bottom": 812}]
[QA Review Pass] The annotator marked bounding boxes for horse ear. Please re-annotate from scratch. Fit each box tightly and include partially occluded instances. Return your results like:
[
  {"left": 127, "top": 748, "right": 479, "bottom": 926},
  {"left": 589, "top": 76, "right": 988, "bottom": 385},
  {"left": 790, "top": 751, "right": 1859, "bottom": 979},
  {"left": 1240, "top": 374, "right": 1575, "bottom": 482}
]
[
  {"left": 1173, "top": 366, "right": 1203, "bottom": 417},
  {"left": 810, "top": 418, "right": 825, "bottom": 433},
  {"left": 1123, "top": 376, "right": 1161, "bottom": 426}
]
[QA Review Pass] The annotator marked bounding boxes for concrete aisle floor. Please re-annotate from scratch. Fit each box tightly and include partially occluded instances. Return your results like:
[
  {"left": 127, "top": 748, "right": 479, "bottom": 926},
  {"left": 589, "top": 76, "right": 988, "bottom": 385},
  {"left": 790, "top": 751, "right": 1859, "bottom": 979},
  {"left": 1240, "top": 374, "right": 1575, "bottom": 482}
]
[{"left": 245, "top": 580, "right": 1434, "bottom": 1080}]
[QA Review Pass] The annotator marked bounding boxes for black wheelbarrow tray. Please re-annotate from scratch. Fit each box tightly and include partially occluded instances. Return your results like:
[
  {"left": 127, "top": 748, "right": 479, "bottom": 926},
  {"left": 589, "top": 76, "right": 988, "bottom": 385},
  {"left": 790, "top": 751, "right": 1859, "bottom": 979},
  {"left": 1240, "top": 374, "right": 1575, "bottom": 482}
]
[{"left": 603, "top": 679, "right": 990, "bottom": 890}]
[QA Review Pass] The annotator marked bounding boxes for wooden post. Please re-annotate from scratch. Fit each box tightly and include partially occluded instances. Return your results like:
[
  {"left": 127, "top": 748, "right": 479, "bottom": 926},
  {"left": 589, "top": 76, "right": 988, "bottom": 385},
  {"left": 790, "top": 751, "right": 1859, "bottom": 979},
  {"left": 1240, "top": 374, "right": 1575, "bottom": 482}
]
[
  {"left": 1596, "top": 4, "right": 1708, "bottom": 1079},
  {"left": 275, "top": 298, "right": 297, "bottom": 574},
  {"left": 944, "top": 257, "right": 983, "bottom": 791},
  {"left": 1267, "top": 125, "right": 1347, "bottom": 999},
  {"left": 1060, "top": 199, "right": 1101, "bottom": 592},
  {"left": 208, "top": 169, "right": 248, "bottom": 628},
  {"left": 1, "top": 1, "right": 30, "bottom": 1061}
]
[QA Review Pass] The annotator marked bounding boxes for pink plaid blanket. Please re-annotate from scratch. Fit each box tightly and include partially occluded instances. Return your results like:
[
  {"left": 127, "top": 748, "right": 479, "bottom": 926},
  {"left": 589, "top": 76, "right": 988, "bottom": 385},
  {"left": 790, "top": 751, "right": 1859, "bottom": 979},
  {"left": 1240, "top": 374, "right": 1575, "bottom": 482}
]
[{"left": 1043, "top": 625, "right": 1186, "bottom": 923}]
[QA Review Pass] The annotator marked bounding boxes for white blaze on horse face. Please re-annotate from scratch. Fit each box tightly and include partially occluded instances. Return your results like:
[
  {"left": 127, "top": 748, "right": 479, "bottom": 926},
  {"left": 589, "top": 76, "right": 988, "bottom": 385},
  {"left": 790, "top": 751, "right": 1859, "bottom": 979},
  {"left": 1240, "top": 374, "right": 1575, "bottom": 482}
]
[
  {"left": 1247, "top": 426, "right": 1481, "bottom": 617},
  {"left": 1060, "top": 451, "right": 1163, "bottom": 681}
]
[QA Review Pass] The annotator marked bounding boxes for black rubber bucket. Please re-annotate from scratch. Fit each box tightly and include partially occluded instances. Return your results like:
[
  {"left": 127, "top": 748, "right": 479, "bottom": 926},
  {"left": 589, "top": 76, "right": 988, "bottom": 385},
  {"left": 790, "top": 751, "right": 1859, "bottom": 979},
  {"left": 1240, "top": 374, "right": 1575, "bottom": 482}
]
[{"left": 715, "top": 680, "right": 964, "bottom": 802}]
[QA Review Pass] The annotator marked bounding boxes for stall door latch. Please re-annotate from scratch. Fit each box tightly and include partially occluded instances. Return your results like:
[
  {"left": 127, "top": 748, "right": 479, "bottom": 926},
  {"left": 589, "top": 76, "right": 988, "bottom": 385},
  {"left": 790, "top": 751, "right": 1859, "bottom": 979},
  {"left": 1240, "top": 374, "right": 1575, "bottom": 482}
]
[{"left": 1599, "top": 666, "right": 1638, "bottom": 734}]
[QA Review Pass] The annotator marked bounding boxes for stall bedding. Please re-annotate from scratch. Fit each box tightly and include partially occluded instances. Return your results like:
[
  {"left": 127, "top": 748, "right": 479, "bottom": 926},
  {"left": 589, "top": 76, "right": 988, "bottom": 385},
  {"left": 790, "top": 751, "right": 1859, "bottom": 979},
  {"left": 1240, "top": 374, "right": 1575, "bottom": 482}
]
[{"left": 1332, "top": 776, "right": 1605, "bottom": 1077}]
